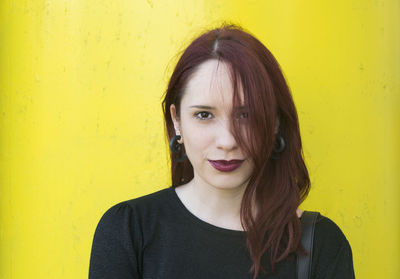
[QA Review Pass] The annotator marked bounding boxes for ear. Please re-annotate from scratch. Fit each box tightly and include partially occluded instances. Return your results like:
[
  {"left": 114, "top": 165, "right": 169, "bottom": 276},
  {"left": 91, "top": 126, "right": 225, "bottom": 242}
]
[
  {"left": 170, "top": 104, "right": 180, "bottom": 133},
  {"left": 170, "top": 104, "right": 183, "bottom": 144}
]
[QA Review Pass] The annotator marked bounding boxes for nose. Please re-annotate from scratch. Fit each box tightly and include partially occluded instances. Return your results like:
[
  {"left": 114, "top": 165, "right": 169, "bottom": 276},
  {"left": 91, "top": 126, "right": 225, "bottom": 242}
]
[{"left": 215, "top": 118, "right": 238, "bottom": 151}]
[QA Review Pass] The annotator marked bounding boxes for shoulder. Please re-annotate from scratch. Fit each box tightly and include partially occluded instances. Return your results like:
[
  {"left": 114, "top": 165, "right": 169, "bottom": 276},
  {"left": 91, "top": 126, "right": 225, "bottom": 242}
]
[
  {"left": 99, "top": 187, "right": 173, "bottom": 217},
  {"left": 310, "top": 213, "right": 355, "bottom": 278},
  {"left": 123, "top": 187, "right": 173, "bottom": 209},
  {"left": 89, "top": 189, "right": 174, "bottom": 277},
  {"left": 313, "top": 213, "right": 350, "bottom": 249},
  {"left": 94, "top": 187, "right": 173, "bottom": 232}
]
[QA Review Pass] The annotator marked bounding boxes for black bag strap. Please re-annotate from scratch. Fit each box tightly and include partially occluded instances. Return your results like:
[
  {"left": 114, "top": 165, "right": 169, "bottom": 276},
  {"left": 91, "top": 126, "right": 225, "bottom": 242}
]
[{"left": 296, "top": 211, "right": 319, "bottom": 279}]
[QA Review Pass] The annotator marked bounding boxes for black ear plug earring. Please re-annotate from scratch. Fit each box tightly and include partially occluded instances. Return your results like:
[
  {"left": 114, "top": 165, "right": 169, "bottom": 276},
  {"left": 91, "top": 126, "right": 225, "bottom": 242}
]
[
  {"left": 271, "top": 135, "right": 285, "bottom": 160},
  {"left": 169, "top": 135, "right": 187, "bottom": 162}
]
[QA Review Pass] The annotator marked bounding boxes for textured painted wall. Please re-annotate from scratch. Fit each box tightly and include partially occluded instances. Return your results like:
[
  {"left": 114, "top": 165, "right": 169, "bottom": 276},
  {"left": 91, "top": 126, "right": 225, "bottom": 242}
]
[{"left": 0, "top": 0, "right": 398, "bottom": 278}]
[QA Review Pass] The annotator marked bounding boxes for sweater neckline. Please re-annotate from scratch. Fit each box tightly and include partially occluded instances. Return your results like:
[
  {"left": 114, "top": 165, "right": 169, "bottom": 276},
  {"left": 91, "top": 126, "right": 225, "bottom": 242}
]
[{"left": 168, "top": 186, "right": 246, "bottom": 237}]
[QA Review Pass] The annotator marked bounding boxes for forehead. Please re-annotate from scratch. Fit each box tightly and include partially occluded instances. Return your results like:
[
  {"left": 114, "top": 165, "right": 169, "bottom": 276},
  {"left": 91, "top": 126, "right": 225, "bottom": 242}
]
[{"left": 181, "top": 59, "right": 244, "bottom": 108}]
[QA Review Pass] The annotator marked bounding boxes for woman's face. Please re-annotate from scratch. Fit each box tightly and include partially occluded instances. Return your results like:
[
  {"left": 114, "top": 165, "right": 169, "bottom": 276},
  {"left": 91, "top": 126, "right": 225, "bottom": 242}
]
[{"left": 170, "top": 59, "right": 254, "bottom": 191}]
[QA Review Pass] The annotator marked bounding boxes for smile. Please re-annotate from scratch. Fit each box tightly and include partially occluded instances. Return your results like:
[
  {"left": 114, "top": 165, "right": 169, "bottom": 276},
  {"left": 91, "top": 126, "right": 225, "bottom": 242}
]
[{"left": 208, "top": 160, "right": 244, "bottom": 172}]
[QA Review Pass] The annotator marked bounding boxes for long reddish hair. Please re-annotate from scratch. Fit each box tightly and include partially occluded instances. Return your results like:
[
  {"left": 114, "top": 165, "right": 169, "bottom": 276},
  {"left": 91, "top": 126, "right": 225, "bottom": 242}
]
[{"left": 162, "top": 23, "right": 310, "bottom": 278}]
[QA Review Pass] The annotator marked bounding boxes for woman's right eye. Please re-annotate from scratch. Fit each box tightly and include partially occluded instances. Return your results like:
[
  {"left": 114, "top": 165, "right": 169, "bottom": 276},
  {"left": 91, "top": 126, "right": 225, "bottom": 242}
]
[{"left": 194, "top": 111, "right": 213, "bottom": 120}]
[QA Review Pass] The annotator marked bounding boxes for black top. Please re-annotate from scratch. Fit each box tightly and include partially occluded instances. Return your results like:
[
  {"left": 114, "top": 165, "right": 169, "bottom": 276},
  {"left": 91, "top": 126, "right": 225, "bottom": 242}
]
[{"left": 89, "top": 187, "right": 355, "bottom": 279}]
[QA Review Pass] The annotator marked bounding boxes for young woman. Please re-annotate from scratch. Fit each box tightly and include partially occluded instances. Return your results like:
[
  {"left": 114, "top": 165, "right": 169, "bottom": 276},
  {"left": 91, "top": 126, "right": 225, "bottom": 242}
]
[{"left": 89, "top": 24, "right": 355, "bottom": 279}]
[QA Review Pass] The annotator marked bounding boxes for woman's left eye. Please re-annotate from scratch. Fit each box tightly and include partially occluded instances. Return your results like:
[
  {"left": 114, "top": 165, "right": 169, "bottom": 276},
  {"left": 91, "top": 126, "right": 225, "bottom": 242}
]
[
  {"left": 239, "top": 112, "right": 249, "bottom": 119},
  {"left": 235, "top": 111, "right": 249, "bottom": 119},
  {"left": 194, "top": 111, "right": 213, "bottom": 120}
]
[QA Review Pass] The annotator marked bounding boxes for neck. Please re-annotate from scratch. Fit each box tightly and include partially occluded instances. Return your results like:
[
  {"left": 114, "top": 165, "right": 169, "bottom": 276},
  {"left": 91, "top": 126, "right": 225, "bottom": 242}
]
[
  {"left": 175, "top": 178, "right": 303, "bottom": 231},
  {"left": 179, "top": 176, "right": 252, "bottom": 231}
]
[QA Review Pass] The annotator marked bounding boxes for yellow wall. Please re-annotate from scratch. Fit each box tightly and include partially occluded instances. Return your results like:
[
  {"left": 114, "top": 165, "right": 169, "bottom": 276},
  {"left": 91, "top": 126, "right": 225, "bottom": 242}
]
[{"left": 0, "top": 0, "right": 398, "bottom": 278}]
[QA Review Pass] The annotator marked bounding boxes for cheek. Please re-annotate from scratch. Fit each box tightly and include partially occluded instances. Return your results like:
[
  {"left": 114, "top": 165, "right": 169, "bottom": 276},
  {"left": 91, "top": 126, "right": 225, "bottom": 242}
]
[
  {"left": 181, "top": 122, "right": 214, "bottom": 159},
  {"left": 184, "top": 132, "right": 210, "bottom": 158}
]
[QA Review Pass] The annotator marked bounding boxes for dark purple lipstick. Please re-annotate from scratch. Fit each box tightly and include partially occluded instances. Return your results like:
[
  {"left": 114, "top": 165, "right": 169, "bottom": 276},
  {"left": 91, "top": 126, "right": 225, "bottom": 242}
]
[{"left": 208, "top": 159, "right": 244, "bottom": 172}]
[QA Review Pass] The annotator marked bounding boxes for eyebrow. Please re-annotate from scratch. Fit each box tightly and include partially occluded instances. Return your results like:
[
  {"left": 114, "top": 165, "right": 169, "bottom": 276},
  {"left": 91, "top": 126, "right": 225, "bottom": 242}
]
[{"left": 189, "top": 105, "right": 247, "bottom": 109}]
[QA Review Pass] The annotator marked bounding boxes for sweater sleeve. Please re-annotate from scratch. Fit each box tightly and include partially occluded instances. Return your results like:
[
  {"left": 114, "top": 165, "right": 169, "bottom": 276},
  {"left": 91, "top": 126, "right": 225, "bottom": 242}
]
[
  {"left": 322, "top": 238, "right": 355, "bottom": 279},
  {"left": 312, "top": 216, "right": 356, "bottom": 279},
  {"left": 89, "top": 201, "right": 142, "bottom": 279}
]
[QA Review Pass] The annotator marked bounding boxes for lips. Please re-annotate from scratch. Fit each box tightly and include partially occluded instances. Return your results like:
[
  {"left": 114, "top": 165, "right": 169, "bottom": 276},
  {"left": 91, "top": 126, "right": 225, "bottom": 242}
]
[{"left": 208, "top": 159, "right": 244, "bottom": 172}]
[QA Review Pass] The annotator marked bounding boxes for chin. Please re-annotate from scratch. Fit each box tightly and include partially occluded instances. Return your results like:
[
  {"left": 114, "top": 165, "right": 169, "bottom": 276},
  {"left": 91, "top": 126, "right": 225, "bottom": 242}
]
[{"left": 208, "top": 176, "right": 249, "bottom": 190}]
